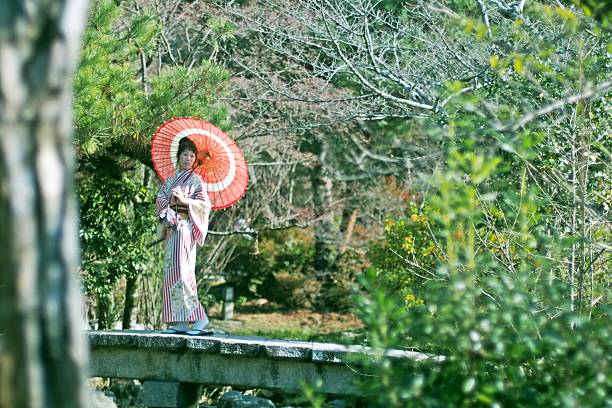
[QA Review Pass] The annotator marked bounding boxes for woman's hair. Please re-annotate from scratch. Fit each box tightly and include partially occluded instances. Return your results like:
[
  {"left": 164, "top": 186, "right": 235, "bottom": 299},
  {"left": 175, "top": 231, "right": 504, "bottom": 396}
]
[{"left": 177, "top": 137, "right": 197, "bottom": 159}]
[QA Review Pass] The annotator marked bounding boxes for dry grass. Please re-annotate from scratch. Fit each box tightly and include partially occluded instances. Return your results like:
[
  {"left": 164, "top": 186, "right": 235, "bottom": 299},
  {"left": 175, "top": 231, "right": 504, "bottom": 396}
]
[{"left": 208, "top": 300, "right": 364, "bottom": 342}]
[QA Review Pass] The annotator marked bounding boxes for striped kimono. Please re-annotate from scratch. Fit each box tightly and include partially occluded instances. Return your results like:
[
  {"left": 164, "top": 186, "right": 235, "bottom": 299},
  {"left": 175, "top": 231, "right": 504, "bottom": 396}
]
[{"left": 156, "top": 169, "right": 211, "bottom": 324}]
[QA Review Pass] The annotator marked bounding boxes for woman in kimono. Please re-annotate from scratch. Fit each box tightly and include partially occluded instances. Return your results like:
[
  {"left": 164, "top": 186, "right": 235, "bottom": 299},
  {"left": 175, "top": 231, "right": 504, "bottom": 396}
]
[{"left": 156, "top": 137, "right": 212, "bottom": 335}]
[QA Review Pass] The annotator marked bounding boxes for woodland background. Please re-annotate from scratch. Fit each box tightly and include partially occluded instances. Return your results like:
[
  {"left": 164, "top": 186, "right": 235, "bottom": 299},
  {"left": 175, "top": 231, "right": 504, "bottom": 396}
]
[{"left": 0, "top": 0, "right": 610, "bottom": 407}]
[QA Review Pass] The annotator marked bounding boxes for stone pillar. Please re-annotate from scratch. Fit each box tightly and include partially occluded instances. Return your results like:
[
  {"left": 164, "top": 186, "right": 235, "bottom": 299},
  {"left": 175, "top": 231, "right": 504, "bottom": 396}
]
[
  {"left": 222, "top": 286, "right": 234, "bottom": 320},
  {"left": 138, "top": 381, "right": 202, "bottom": 408}
]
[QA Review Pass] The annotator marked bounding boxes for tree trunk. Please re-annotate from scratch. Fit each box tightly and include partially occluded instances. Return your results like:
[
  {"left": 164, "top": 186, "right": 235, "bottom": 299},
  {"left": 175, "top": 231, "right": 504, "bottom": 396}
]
[
  {"left": 122, "top": 167, "right": 151, "bottom": 329},
  {"left": 0, "top": 0, "right": 90, "bottom": 407},
  {"left": 96, "top": 293, "right": 113, "bottom": 330},
  {"left": 569, "top": 124, "right": 577, "bottom": 312},
  {"left": 311, "top": 161, "right": 337, "bottom": 275},
  {"left": 310, "top": 151, "right": 339, "bottom": 310},
  {"left": 339, "top": 207, "right": 358, "bottom": 255},
  {"left": 122, "top": 275, "right": 138, "bottom": 329}
]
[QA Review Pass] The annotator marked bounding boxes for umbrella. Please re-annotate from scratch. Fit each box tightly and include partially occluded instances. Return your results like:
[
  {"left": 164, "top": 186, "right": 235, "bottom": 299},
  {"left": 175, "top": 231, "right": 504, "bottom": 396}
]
[{"left": 151, "top": 117, "right": 248, "bottom": 210}]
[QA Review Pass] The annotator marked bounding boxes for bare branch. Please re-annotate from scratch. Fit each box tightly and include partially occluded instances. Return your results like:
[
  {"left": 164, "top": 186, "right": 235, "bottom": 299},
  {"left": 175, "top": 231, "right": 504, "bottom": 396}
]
[
  {"left": 476, "top": 0, "right": 492, "bottom": 38},
  {"left": 497, "top": 79, "right": 612, "bottom": 131}
]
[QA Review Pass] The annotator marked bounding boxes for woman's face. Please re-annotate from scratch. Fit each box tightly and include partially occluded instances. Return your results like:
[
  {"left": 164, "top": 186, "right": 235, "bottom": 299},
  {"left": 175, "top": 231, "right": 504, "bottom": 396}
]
[{"left": 178, "top": 149, "right": 196, "bottom": 170}]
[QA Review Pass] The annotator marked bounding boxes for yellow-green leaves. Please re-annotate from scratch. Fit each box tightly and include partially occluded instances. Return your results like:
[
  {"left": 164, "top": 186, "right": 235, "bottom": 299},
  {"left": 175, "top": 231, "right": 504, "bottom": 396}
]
[
  {"left": 490, "top": 54, "right": 499, "bottom": 69},
  {"left": 513, "top": 55, "right": 525, "bottom": 75},
  {"left": 463, "top": 17, "right": 490, "bottom": 40},
  {"left": 449, "top": 150, "right": 502, "bottom": 185}
]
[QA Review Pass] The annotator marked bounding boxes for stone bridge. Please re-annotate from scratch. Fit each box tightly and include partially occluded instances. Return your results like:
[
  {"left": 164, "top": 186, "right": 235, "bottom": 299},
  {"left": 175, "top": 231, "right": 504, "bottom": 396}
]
[{"left": 89, "top": 330, "right": 439, "bottom": 405}]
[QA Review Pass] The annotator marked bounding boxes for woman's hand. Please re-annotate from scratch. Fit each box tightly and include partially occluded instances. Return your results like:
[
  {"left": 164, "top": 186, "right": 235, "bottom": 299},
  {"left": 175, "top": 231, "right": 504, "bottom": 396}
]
[{"left": 172, "top": 188, "right": 188, "bottom": 205}]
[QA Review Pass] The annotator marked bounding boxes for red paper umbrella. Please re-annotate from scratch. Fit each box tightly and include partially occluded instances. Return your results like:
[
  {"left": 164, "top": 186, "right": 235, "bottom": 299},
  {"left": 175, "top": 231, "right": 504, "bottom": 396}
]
[{"left": 151, "top": 118, "right": 248, "bottom": 210}]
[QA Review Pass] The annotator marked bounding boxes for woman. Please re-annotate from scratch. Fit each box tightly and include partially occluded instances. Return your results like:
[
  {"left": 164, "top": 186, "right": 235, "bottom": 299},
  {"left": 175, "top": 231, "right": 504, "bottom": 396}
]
[{"left": 155, "top": 137, "right": 211, "bottom": 335}]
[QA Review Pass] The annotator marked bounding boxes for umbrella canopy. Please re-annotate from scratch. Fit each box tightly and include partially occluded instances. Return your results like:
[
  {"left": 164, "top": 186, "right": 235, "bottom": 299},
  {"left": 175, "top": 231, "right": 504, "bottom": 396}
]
[{"left": 151, "top": 117, "right": 248, "bottom": 210}]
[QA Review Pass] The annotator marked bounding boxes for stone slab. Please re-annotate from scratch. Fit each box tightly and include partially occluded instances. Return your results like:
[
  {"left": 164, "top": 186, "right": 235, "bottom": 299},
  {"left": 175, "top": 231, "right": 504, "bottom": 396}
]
[
  {"left": 262, "top": 340, "right": 312, "bottom": 360},
  {"left": 87, "top": 330, "right": 440, "bottom": 396}
]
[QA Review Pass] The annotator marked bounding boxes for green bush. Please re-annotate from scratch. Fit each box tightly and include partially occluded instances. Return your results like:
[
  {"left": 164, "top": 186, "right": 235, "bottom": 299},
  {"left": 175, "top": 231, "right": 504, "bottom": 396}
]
[
  {"left": 367, "top": 205, "right": 440, "bottom": 307},
  {"left": 224, "top": 229, "right": 318, "bottom": 308},
  {"left": 357, "top": 270, "right": 610, "bottom": 407},
  {"left": 356, "top": 149, "right": 611, "bottom": 407},
  {"left": 79, "top": 167, "right": 161, "bottom": 329}
]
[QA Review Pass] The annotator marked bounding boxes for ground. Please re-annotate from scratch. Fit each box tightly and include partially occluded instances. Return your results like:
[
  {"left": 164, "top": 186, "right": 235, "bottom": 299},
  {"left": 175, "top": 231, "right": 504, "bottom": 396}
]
[{"left": 208, "top": 300, "right": 365, "bottom": 342}]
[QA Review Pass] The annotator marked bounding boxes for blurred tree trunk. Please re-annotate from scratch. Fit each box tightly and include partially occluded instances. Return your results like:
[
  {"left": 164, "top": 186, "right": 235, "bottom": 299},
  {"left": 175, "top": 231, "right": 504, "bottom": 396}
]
[{"left": 0, "top": 0, "right": 90, "bottom": 407}]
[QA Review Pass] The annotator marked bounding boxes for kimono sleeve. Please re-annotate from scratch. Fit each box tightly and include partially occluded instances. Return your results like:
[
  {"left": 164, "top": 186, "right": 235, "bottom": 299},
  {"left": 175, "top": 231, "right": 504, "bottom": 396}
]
[
  {"left": 156, "top": 181, "right": 170, "bottom": 219},
  {"left": 187, "top": 177, "right": 212, "bottom": 246}
]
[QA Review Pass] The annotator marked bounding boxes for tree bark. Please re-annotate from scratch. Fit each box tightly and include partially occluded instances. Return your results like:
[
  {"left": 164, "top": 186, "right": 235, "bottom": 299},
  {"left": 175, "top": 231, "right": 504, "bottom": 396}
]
[
  {"left": 122, "top": 275, "right": 138, "bottom": 329},
  {"left": 0, "top": 0, "right": 90, "bottom": 406},
  {"left": 339, "top": 208, "right": 358, "bottom": 255},
  {"left": 122, "top": 167, "right": 151, "bottom": 329},
  {"left": 310, "top": 144, "right": 339, "bottom": 310},
  {"left": 96, "top": 293, "right": 113, "bottom": 330},
  {"left": 311, "top": 160, "right": 337, "bottom": 275}
]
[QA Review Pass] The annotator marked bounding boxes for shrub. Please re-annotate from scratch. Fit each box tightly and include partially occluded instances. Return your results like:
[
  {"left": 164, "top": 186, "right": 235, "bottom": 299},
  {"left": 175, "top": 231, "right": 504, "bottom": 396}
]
[{"left": 356, "top": 149, "right": 611, "bottom": 407}]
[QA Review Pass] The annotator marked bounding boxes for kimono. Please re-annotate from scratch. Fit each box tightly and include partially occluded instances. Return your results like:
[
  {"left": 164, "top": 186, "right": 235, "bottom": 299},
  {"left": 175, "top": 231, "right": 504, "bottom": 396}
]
[{"left": 156, "top": 169, "right": 212, "bottom": 324}]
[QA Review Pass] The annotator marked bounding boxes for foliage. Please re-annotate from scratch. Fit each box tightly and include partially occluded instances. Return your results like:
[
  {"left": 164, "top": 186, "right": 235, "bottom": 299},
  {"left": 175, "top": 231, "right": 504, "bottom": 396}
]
[
  {"left": 71, "top": 6, "right": 611, "bottom": 405},
  {"left": 350, "top": 2, "right": 612, "bottom": 406},
  {"left": 75, "top": 0, "right": 231, "bottom": 157},
  {"left": 356, "top": 148, "right": 611, "bottom": 407},
  {"left": 357, "top": 271, "right": 610, "bottom": 407},
  {"left": 144, "top": 63, "right": 231, "bottom": 130},
  {"left": 224, "top": 229, "right": 318, "bottom": 308},
  {"left": 574, "top": 0, "right": 612, "bottom": 26},
  {"left": 74, "top": 0, "right": 157, "bottom": 156},
  {"left": 78, "top": 167, "right": 161, "bottom": 328},
  {"left": 324, "top": 248, "right": 371, "bottom": 311},
  {"left": 368, "top": 205, "right": 440, "bottom": 305}
]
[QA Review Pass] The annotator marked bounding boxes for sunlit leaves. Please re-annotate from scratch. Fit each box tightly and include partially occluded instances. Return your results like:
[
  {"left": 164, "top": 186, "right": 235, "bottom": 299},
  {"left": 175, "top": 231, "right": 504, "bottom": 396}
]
[{"left": 354, "top": 2, "right": 611, "bottom": 406}]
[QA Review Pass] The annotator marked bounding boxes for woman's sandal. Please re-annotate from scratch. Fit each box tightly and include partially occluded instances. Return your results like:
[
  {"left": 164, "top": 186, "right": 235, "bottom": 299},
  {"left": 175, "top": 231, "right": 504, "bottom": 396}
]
[
  {"left": 186, "top": 329, "right": 214, "bottom": 336},
  {"left": 160, "top": 328, "right": 188, "bottom": 334}
]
